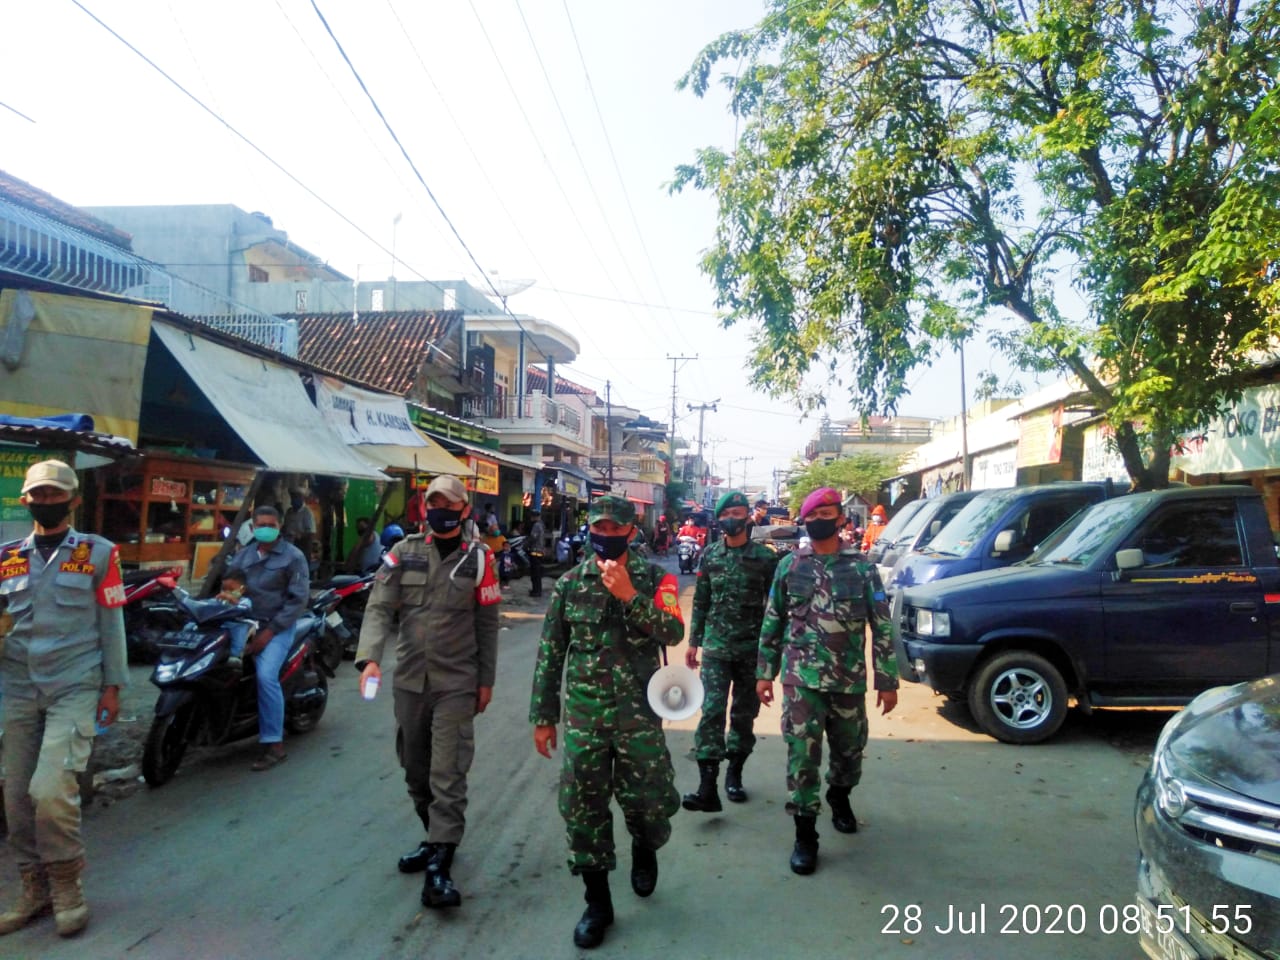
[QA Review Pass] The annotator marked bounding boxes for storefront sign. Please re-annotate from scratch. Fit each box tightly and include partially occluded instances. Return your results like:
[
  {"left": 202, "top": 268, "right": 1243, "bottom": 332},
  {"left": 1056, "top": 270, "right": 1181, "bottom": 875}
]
[
  {"left": 1016, "top": 406, "right": 1063, "bottom": 467},
  {"left": 970, "top": 446, "right": 1017, "bottom": 490},
  {"left": 464, "top": 456, "right": 500, "bottom": 495},
  {"left": 1081, "top": 424, "right": 1130, "bottom": 482},
  {"left": 314, "top": 377, "right": 427, "bottom": 447},
  {"left": 149, "top": 477, "right": 188, "bottom": 499},
  {"left": 560, "top": 475, "right": 585, "bottom": 499},
  {"left": 1174, "top": 382, "right": 1280, "bottom": 475},
  {"left": 1, "top": 446, "right": 69, "bottom": 523}
]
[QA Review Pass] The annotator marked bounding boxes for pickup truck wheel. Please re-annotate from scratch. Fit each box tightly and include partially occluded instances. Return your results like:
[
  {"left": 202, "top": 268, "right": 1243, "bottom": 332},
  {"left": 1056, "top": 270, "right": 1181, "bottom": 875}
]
[{"left": 968, "top": 651, "right": 1068, "bottom": 744}]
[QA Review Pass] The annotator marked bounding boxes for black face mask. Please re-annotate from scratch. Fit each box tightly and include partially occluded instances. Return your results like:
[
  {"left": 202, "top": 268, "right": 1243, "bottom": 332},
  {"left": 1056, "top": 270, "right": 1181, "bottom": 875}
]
[
  {"left": 426, "top": 507, "right": 463, "bottom": 535},
  {"left": 589, "top": 531, "right": 630, "bottom": 561},
  {"left": 805, "top": 517, "right": 841, "bottom": 542},
  {"left": 719, "top": 517, "right": 747, "bottom": 537},
  {"left": 28, "top": 501, "right": 71, "bottom": 528}
]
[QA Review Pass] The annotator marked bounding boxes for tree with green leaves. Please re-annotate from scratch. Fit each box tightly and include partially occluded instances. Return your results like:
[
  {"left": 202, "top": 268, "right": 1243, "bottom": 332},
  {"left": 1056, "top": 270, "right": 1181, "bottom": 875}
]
[
  {"left": 786, "top": 452, "right": 904, "bottom": 514},
  {"left": 674, "top": 0, "right": 1280, "bottom": 489}
]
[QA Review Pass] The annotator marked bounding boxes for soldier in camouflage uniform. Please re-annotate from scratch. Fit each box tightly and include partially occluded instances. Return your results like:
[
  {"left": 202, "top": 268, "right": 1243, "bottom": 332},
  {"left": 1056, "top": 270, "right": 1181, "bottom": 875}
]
[
  {"left": 682, "top": 490, "right": 778, "bottom": 811},
  {"left": 530, "top": 495, "right": 683, "bottom": 950},
  {"left": 756, "top": 487, "right": 898, "bottom": 876}
]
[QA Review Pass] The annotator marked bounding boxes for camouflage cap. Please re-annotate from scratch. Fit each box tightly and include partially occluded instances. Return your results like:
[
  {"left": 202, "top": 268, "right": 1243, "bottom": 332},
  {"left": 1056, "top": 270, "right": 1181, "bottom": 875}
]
[
  {"left": 587, "top": 494, "right": 636, "bottom": 525},
  {"left": 714, "top": 489, "right": 749, "bottom": 516}
]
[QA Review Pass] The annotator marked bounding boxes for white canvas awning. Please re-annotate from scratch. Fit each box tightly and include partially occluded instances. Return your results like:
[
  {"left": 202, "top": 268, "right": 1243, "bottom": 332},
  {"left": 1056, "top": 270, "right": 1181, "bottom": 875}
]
[
  {"left": 153, "top": 323, "right": 386, "bottom": 480},
  {"left": 312, "top": 376, "right": 468, "bottom": 475}
]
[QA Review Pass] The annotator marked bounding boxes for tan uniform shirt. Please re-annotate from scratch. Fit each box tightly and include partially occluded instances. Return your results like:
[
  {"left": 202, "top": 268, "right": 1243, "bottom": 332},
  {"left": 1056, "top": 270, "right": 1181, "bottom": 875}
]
[{"left": 355, "top": 534, "right": 500, "bottom": 694}]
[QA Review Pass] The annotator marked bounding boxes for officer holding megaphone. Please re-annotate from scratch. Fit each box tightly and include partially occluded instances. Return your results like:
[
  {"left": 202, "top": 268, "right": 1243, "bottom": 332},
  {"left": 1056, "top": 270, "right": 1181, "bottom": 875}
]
[{"left": 530, "top": 495, "right": 684, "bottom": 950}]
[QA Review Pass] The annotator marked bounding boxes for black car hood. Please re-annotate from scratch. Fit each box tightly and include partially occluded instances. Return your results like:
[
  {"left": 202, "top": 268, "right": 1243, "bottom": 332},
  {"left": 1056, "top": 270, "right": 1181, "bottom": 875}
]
[
  {"left": 1167, "top": 675, "right": 1280, "bottom": 805},
  {"left": 901, "top": 563, "right": 1088, "bottom": 607}
]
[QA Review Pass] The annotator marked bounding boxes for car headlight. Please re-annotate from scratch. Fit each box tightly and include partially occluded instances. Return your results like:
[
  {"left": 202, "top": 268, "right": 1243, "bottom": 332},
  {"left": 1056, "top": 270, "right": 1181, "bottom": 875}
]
[{"left": 914, "top": 608, "right": 950, "bottom": 637}]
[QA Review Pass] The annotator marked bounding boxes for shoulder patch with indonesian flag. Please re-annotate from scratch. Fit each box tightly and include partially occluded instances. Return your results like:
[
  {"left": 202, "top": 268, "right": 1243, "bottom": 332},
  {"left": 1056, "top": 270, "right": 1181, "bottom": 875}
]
[
  {"left": 653, "top": 573, "right": 682, "bottom": 623},
  {"left": 97, "top": 545, "right": 126, "bottom": 608}
]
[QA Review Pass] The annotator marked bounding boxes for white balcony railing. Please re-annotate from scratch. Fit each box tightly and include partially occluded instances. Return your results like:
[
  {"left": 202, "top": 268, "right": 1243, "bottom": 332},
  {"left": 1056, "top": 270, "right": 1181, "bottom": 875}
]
[{"left": 460, "top": 392, "right": 585, "bottom": 442}]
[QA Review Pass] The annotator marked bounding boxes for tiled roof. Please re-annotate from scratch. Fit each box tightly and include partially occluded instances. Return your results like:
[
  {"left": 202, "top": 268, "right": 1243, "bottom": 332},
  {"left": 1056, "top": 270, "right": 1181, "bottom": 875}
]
[
  {"left": 524, "top": 365, "right": 596, "bottom": 397},
  {"left": 292, "top": 311, "right": 460, "bottom": 395},
  {"left": 0, "top": 169, "right": 135, "bottom": 250}
]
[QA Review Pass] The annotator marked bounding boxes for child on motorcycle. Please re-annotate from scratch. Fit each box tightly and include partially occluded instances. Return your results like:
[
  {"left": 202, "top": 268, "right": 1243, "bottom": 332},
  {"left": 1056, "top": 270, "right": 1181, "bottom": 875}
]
[{"left": 216, "top": 570, "right": 255, "bottom": 671}]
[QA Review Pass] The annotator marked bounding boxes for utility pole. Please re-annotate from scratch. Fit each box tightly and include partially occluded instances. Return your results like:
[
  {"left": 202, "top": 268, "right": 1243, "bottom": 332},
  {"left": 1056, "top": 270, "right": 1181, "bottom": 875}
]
[
  {"left": 687, "top": 399, "right": 719, "bottom": 507},
  {"left": 605, "top": 380, "right": 614, "bottom": 484},
  {"left": 665, "top": 354, "right": 697, "bottom": 478},
  {"left": 958, "top": 339, "right": 970, "bottom": 491},
  {"left": 729, "top": 455, "right": 753, "bottom": 490}
]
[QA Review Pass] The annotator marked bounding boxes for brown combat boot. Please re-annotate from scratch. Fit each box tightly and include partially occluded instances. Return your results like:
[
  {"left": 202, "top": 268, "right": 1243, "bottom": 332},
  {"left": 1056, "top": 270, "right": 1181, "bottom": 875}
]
[
  {"left": 47, "top": 857, "right": 89, "bottom": 937},
  {"left": 0, "top": 862, "right": 52, "bottom": 934}
]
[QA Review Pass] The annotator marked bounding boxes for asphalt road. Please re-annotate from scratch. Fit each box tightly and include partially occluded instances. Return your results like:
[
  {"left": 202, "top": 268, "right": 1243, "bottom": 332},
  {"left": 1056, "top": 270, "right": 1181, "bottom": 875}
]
[{"left": 0, "top": 558, "right": 1168, "bottom": 959}]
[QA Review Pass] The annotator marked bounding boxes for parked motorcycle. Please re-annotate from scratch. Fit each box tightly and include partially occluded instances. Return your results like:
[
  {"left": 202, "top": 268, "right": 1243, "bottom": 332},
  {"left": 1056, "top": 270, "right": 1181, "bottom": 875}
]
[
  {"left": 504, "top": 535, "right": 529, "bottom": 579},
  {"left": 122, "top": 566, "right": 186, "bottom": 664},
  {"left": 141, "top": 586, "right": 330, "bottom": 787},
  {"left": 313, "top": 571, "right": 374, "bottom": 660},
  {"left": 677, "top": 535, "right": 701, "bottom": 575}
]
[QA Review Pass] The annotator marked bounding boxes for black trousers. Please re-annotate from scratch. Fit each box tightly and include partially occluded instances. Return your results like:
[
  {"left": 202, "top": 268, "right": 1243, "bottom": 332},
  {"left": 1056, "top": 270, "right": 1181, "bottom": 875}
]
[{"left": 529, "top": 552, "right": 544, "bottom": 595}]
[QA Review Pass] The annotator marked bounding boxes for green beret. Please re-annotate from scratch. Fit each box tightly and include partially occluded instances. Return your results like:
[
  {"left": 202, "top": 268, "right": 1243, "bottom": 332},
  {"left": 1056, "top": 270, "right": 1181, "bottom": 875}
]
[
  {"left": 587, "top": 495, "right": 636, "bottom": 525},
  {"left": 715, "top": 490, "right": 749, "bottom": 516}
]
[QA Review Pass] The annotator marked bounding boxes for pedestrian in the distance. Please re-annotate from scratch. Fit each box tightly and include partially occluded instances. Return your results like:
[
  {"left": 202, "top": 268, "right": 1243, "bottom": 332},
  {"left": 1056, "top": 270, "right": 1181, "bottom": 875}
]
[
  {"left": 356, "top": 475, "right": 501, "bottom": 910},
  {"left": 225, "top": 504, "right": 310, "bottom": 771},
  {"left": 0, "top": 460, "right": 128, "bottom": 938},
  {"left": 526, "top": 509, "right": 546, "bottom": 597},
  {"left": 530, "top": 495, "right": 683, "bottom": 949},
  {"left": 757, "top": 487, "right": 898, "bottom": 875},
  {"left": 682, "top": 490, "right": 779, "bottom": 812}
]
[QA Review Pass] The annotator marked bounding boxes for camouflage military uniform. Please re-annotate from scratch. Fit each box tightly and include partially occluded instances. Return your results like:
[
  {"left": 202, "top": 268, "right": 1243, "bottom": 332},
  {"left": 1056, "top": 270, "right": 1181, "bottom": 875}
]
[
  {"left": 757, "top": 543, "right": 897, "bottom": 816},
  {"left": 530, "top": 550, "right": 683, "bottom": 874},
  {"left": 688, "top": 538, "right": 778, "bottom": 761}
]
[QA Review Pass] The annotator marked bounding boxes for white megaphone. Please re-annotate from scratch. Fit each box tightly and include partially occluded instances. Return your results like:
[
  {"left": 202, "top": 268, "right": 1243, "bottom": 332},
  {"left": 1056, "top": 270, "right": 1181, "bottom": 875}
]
[{"left": 647, "top": 664, "right": 705, "bottom": 721}]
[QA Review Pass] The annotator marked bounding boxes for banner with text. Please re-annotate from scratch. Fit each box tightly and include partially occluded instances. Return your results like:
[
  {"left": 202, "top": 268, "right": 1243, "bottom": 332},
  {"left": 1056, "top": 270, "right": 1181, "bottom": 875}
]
[{"left": 314, "top": 377, "right": 427, "bottom": 447}]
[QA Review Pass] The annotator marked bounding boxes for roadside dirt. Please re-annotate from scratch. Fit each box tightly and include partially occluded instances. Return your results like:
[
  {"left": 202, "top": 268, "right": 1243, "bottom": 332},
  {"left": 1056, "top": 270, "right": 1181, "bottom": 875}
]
[{"left": 80, "top": 585, "right": 551, "bottom": 808}]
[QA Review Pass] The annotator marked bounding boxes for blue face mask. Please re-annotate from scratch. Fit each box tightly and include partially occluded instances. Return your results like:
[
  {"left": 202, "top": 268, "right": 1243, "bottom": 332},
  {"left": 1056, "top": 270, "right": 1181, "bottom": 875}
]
[
  {"left": 253, "top": 525, "right": 280, "bottom": 544},
  {"left": 589, "top": 531, "right": 630, "bottom": 561}
]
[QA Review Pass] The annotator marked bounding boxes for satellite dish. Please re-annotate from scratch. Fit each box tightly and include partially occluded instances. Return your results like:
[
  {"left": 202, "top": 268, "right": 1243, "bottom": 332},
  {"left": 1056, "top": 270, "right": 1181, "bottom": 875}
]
[{"left": 470, "top": 274, "right": 536, "bottom": 299}]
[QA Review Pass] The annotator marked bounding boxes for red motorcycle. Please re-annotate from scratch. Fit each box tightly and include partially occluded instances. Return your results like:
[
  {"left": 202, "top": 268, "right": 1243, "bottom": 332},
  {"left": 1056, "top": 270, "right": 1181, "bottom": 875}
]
[{"left": 123, "top": 566, "right": 185, "bottom": 664}]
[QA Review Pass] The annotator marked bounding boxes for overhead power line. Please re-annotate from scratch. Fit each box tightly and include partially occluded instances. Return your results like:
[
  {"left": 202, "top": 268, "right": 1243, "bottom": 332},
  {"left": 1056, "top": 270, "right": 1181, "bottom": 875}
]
[
  {"left": 382, "top": 0, "right": 647, "bottom": 396},
  {"left": 69, "top": 0, "right": 461, "bottom": 306},
  {"left": 560, "top": 0, "right": 689, "bottom": 345},
  {"left": 513, "top": 0, "right": 682, "bottom": 349}
]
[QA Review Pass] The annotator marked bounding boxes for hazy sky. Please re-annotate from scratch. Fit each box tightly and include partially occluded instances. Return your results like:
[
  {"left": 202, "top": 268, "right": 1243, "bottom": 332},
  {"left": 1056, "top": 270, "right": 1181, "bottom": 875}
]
[{"left": 2, "top": 0, "right": 1031, "bottom": 494}]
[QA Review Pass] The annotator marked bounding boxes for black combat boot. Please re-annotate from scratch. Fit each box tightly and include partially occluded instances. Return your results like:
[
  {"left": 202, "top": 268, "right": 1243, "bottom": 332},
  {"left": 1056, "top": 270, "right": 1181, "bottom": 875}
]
[
  {"left": 724, "top": 753, "right": 748, "bottom": 803},
  {"left": 573, "top": 870, "right": 614, "bottom": 949},
  {"left": 826, "top": 785, "right": 858, "bottom": 834},
  {"left": 790, "top": 815, "right": 819, "bottom": 875},
  {"left": 681, "top": 760, "right": 722, "bottom": 812},
  {"left": 630, "top": 840, "right": 658, "bottom": 898},
  {"left": 421, "top": 843, "right": 462, "bottom": 908},
  {"left": 397, "top": 840, "right": 432, "bottom": 874}
]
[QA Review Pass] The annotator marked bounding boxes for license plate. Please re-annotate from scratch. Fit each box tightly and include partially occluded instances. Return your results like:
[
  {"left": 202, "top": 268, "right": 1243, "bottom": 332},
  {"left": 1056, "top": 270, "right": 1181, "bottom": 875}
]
[
  {"left": 159, "top": 630, "right": 203, "bottom": 650},
  {"left": 325, "top": 611, "right": 343, "bottom": 628},
  {"left": 1137, "top": 896, "right": 1198, "bottom": 960}
]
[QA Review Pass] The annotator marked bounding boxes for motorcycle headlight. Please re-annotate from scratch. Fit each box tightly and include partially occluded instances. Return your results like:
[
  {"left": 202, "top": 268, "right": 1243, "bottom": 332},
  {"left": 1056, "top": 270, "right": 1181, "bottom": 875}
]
[
  {"left": 154, "top": 661, "right": 181, "bottom": 683},
  {"left": 179, "top": 651, "right": 217, "bottom": 678}
]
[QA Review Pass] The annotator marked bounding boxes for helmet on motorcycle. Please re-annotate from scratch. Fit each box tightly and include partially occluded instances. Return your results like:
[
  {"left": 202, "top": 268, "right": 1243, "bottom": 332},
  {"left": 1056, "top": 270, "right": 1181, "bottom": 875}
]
[{"left": 380, "top": 523, "right": 405, "bottom": 549}]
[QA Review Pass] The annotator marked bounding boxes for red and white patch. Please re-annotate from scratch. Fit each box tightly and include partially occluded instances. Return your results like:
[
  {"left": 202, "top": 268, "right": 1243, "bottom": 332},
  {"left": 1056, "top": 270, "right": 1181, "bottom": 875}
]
[
  {"left": 97, "top": 546, "right": 126, "bottom": 608},
  {"left": 475, "top": 553, "right": 502, "bottom": 606}
]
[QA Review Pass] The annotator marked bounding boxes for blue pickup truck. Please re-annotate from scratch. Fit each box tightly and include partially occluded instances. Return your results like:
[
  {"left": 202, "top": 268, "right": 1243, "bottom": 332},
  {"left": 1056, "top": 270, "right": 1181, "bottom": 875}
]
[{"left": 897, "top": 485, "right": 1280, "bottom": 743}]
